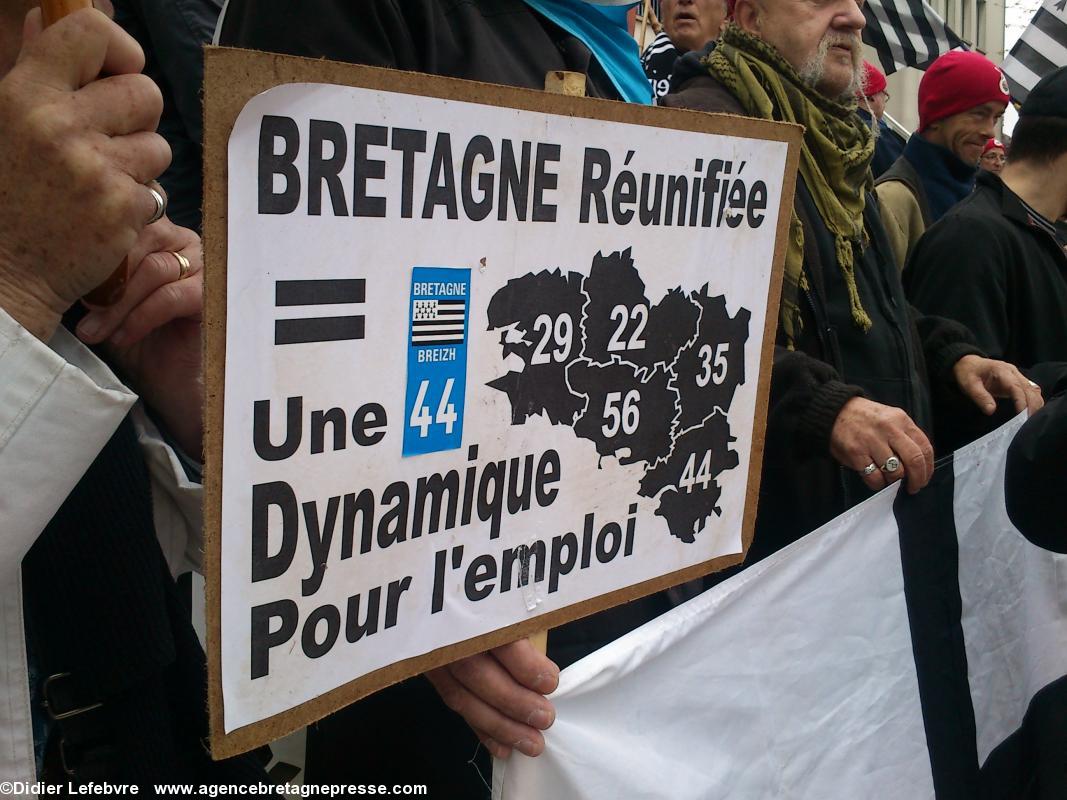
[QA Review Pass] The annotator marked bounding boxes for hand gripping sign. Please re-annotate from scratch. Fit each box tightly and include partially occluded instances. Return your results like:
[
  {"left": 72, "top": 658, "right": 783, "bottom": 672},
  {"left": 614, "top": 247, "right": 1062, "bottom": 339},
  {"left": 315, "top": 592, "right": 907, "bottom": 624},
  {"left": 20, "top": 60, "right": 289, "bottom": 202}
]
[{"left": 202, "top": 47, "right": 801, "bottom": 756}]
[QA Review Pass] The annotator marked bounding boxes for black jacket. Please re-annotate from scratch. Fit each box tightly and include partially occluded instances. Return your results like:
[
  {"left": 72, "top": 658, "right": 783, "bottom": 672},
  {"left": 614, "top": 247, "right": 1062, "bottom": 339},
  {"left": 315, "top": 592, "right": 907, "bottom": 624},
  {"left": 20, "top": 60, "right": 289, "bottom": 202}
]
[
  {"left": 906, "top": 171, "right": 1067, "bottom": 449},
  {"left": 23, "top": 415, "right": 267, "bottom": 787},
  {"left": 906, "top": 171, "right": 1067, "bottom": 379},
  {"left": 217, "top": 0, "right": 622, "bottom": 99},
  {"left": 664, "top": 63, "right": 979, "bottom": 559}
]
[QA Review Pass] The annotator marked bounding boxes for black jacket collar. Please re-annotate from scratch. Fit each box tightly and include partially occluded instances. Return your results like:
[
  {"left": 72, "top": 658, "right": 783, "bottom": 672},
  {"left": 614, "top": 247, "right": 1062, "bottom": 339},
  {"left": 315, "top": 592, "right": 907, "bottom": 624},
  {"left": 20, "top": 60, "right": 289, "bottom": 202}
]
[{"left": 976, "top": 170, "right": 1064, "bottom": 250}]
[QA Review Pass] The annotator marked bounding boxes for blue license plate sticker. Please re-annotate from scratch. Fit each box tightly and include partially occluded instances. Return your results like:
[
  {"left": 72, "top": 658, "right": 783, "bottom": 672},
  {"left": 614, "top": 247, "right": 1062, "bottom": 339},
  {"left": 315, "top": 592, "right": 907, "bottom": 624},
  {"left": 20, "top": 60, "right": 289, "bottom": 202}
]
[{"left": 403, "top": 267, "right": 472, "bottom": 456}]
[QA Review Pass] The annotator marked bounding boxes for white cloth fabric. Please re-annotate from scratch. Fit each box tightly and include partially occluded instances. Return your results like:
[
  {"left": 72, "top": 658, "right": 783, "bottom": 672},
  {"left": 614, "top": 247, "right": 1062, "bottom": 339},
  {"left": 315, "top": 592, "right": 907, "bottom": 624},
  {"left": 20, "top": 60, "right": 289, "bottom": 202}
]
[
  {"left": 953, "top": 416, "right": 1067, "bottom": 763},
  {"left": 0, "top": 307, "right": 200, "bottom": 789},
  {"left": 494, "top": 483, "right": 936, "bottom": 799},
  {"left": 495, "top": 417, "right": 1066, "bottom": 798}
]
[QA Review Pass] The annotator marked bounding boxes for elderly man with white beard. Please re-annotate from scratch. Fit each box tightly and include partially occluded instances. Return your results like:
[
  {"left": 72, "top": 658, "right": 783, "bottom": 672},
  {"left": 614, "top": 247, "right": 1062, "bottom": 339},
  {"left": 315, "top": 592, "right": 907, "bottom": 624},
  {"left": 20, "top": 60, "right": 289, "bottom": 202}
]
[{"left": 661, "top": 0, "right": 1043, "bottom": 563}]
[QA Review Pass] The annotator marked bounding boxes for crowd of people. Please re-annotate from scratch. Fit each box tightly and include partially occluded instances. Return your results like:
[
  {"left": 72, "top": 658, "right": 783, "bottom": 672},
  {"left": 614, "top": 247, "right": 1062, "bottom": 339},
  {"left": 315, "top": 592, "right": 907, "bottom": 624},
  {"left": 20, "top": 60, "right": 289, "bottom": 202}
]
[{"left": 1, "top": 0, "right": 1064, "bottom": 795}]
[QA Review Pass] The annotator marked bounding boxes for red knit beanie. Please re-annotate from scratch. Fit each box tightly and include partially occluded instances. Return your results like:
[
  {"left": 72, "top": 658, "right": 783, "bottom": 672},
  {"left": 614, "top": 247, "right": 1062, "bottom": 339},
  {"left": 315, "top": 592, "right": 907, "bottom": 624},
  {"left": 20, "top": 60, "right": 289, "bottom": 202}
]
[
  {"left": 918, "top": 51, "right": 1010, "bottom": 131},
  {"left": 860, "top": 61, "right": 887, "bottom": 97},
  {"left": 982, "top": 138, "right": 1005, "bottom": 155}
]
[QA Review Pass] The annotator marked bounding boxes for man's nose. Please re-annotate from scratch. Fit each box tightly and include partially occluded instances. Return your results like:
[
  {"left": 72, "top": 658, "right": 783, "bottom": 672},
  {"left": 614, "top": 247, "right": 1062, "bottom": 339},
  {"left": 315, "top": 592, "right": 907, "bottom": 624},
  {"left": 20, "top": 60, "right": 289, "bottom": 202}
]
[{"left": 836, "top": 0, "right": 867, "bottom": 32}]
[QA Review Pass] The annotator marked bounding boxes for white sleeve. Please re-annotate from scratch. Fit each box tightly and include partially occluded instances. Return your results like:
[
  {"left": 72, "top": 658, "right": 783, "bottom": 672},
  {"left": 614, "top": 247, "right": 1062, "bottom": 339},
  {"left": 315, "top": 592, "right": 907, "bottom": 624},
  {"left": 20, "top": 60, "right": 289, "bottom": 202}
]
[
  {"left": 131, "top": 406, "right": 204, "bottom": 577},
  {"left": 0, "top": 308, "right": 135, "bottom": 572}
]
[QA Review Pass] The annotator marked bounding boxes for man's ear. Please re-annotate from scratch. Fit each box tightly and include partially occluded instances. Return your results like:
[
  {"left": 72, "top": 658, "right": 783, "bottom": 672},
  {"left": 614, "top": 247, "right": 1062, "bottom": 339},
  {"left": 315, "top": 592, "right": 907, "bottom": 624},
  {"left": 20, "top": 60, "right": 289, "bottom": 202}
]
[{"left": 733, "top": 0, "right": 761, "bottom": 34}]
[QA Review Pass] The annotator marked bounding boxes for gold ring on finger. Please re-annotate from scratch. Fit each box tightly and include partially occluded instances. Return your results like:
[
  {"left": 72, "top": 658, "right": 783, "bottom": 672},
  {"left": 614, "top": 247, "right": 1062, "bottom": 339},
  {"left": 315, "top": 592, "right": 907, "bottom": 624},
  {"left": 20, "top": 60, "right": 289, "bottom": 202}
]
[{"left": 174, "top": 251, "right": 191, "bottom": 280}]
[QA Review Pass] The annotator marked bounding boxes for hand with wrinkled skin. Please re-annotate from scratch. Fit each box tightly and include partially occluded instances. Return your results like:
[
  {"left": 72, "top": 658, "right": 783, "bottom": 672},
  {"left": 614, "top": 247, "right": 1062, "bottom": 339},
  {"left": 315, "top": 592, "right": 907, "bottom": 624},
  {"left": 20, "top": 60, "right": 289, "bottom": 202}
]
[
  {"left": 830, "top": 397, "right": 935, "bottom": 494},
  {"left": 77, "top": 216, "right": 203, "bottom": 457},
  {"left": 426, "top": 639, "right": 560, "bottom": 759},
  {"left": 952, "top": 354, "right": 1044, "bottom": 417},
  {"left": 0, "top": 8, "right": 169, "bottom": 341}
]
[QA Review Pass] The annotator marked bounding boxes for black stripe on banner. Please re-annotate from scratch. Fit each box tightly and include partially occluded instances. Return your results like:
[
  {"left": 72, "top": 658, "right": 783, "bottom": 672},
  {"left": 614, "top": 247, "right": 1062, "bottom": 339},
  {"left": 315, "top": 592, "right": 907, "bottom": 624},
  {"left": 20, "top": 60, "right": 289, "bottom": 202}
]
[
  {"left": 1009, "top": 39, "right": 1059, "bottom": 84},
  {"left": 276, "top": 279, "right": 365, "bottom": 306},
  {"left": 412, "top": 337, "right": 465, "bottom": 345},
  {"left": 1033, "top": 8, "right": 1067, "bottom": 46},
  {"left": 862, "top": 4, "right": 900, "bottom": 74},
  {"left": 275, "top": 315, "right": 365, "bottom": 345},
  {"left": 895, "top": 460, "right": 981, "bottom": 799},
  {"left": 1004, "top": 70, "right": 1034, "bottom": 103},
  {"left": 883, "top": 1, "right": 926, "bottom": 67},
  {"left": 881, "top": 0, "right": 921, "bottom": 68},
  {"left": 909, "top": 0, "right": 941, "bottom": 63}
]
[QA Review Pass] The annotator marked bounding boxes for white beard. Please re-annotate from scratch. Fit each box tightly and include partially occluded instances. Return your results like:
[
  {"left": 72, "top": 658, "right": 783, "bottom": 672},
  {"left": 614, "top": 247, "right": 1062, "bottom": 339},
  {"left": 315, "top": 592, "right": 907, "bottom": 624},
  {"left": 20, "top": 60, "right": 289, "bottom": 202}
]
[{"left": 798, "top": 33, "right": 865, "bottom": 101}]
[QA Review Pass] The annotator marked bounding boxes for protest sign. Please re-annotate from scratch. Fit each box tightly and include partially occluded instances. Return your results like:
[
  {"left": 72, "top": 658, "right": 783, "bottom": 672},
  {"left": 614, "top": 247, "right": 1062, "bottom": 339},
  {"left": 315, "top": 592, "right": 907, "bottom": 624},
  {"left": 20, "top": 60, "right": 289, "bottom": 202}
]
[{"left": 202, "top": 47, "right": 801, "bottom": 756}]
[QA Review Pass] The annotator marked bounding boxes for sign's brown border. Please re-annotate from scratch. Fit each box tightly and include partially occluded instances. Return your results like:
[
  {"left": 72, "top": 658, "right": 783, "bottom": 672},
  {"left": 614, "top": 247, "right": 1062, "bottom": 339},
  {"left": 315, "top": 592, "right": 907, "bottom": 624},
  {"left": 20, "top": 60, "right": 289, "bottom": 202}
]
[{"left": 203, "top": 45, "right": 802, "bottom": 759}]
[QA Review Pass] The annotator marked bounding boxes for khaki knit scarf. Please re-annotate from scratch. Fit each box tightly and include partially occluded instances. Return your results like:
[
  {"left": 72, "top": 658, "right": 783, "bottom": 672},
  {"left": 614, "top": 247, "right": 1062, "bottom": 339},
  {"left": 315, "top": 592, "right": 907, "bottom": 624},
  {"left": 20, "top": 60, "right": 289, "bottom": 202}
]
[{"left": 703, "top": 25, "right": 875, "bottom": 346}]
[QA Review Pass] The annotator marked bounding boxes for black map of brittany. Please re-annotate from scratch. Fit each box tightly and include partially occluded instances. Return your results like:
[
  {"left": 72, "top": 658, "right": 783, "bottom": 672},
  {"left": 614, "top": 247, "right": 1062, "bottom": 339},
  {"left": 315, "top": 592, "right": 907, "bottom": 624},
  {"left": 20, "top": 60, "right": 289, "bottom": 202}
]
[{"left": 487, "top": 248, "right": 751, "bottom": 543}]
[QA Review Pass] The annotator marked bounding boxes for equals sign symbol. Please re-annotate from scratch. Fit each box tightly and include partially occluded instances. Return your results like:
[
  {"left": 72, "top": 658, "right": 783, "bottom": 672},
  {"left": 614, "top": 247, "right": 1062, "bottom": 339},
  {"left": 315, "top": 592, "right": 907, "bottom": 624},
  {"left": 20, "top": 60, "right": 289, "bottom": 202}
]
[{"left": 274, "top": 279, "right": 365, "bottom": 345}]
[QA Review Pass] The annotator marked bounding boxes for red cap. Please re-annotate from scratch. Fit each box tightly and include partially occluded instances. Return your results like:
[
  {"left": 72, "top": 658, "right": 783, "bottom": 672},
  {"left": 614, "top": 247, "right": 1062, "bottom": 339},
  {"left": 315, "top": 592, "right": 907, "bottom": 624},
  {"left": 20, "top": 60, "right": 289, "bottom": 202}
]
[
  {"left": 726, "top": 0, "right": 736, "bottom": 16},
  {"left": 860, "top": 61, "right": 887, "bottom": 97},
  {"left": 982, "top": 138, "right": 1005, "bottom": 155},
  {"left": 918, "top": 51, "right": 1010, "bottom": 131}
]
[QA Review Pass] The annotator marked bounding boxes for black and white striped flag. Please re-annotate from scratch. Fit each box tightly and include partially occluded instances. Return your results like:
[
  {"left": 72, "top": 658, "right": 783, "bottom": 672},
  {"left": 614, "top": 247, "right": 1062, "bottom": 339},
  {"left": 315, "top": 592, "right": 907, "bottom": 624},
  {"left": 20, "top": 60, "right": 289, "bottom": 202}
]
[
  {"left": 498, "top": 416, "right": 1067, "bottom": 799},
  {"left": 641, "top": 29, "right": 680, "bottom": 98},
  {"left": 863, "top": 0, "right": 966, "bottom": 75},
  {"left": 411, "top": 299, "right": 467, "bottom": 346},
  {"left": 1002, "top": 0, "right": 1067, "bottom": 103}
]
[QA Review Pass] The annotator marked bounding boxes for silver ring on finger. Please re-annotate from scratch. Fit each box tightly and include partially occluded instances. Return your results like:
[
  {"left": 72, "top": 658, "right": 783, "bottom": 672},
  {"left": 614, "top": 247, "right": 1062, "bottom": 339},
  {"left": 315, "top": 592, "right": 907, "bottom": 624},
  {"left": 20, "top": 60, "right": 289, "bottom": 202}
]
[
  {"left": 861, "top": 462, "right": 878, "bottom": 476},
  {"left": 880, "top": 455, "right": 901, "bottom": 474},
  {"left": 173, "top": 251, "right": 191, "bottom": 280},
  {"left": 146, "top": 183, "right": 167, "bottom": 225}
]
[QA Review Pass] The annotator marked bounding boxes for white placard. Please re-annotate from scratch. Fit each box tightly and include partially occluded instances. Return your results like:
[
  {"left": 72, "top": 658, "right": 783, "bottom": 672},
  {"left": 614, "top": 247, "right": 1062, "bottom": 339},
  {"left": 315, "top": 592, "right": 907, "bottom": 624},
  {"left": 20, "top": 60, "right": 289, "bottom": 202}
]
[{"left": 219, "top": 81, "right": 790, "bottom": 733}]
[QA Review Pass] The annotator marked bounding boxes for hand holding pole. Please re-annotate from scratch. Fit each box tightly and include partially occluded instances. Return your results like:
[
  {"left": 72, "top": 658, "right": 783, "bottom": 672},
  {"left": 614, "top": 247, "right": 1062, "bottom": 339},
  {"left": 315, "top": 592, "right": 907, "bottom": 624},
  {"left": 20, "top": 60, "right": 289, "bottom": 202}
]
[{"left": 42, "top": 0, "right": 130, "bottom": 306}]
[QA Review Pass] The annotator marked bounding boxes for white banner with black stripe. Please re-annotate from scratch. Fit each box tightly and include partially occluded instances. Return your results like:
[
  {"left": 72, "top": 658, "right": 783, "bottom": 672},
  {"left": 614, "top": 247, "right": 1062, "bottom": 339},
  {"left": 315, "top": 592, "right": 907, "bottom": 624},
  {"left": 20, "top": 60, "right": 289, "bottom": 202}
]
[{"left": 494, "top": 415, "right": 1067, "bottom": 798}]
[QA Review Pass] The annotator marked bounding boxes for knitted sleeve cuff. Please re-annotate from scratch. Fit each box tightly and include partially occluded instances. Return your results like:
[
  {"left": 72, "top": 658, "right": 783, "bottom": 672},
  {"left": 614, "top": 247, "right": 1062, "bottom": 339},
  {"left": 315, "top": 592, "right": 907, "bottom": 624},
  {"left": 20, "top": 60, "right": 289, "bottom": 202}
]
[
  {"left": 928, "top": 341, "right": 985, "bottom": 389},
  {"left": 796, "top": 379, "right": 866, "bottom": 456}
]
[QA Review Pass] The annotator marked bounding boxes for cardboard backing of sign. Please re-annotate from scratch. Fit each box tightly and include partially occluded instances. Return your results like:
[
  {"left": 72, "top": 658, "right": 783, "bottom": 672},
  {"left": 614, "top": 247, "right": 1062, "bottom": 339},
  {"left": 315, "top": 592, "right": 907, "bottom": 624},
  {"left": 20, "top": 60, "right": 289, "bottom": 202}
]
[{"left": 203, "top": 45, "right": 801, "bottom": 758}]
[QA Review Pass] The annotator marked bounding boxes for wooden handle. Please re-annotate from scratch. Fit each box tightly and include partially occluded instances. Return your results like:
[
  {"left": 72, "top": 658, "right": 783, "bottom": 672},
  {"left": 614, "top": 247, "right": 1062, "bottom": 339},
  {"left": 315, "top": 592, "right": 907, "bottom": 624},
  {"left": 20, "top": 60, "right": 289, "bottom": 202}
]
[
  {"left": 544, "top": 70, "right": 587, "bottom": 97},
  {"left": 41, "top": 0, "right": 93, "bottom": 29},
  {"left": 42, "top": 0, "right": 130, "bottom": 306},
  {"left": 527, "top": 629, "right": 548, "bottom": 656},
  {"left": 522, "top": 72, "right": 590, "bottom": 658}
]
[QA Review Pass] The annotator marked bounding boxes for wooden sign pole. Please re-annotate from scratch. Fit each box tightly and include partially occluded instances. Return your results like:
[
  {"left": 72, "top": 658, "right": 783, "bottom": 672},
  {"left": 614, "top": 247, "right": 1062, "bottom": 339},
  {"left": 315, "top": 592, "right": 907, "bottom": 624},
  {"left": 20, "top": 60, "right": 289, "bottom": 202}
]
[
  {"left": 527, "top": 69, "right": 588, "bottom": 657},
  {"left": 40, "top": 0, "right": 90, "bottom": 26}
]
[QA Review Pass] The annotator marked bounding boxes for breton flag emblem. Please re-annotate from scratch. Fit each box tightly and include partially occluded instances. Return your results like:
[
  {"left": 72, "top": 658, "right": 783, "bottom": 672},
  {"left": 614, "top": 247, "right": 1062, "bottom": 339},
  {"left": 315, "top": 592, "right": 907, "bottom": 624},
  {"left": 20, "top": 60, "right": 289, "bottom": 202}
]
[
  {"left": 411, "top": 299, "right": 467, "bottom": 345},
  {"left": 1001, "top": 0, "right": 1067, "bottom": 103},
  {"left": 861, "top": 0, "right": 965, "bottom": 75}
]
